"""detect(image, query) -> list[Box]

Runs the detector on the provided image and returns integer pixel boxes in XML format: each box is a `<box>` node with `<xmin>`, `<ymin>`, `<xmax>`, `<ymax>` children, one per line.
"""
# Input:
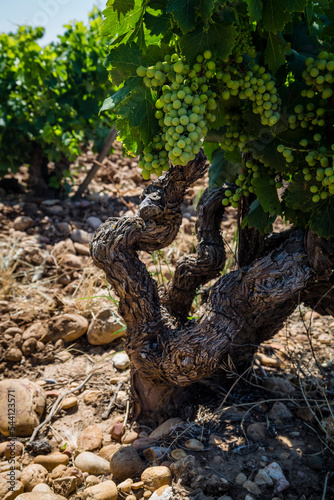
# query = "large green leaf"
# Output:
<box><xmin>265</xmin><ymin>32</ymin><xmax>287</xmax><ymax>74</ymax></box>
<box><xmin>242</xmin><ymin>199</ymin><xmax>276</xmax><ymax>233</ymax></box>
<box><xmin>251</xmin><ymin>174</ymin><xmax>281</xmax><ymax>215</ymax></box>
<box><xmin>166</xmin><ymin>0</ymin><xmax>197</xmax><ymax>33</ymax></box>
<box><xmin>144</xmin><ymin>11</ymin><xmax>171</xmax><ymax>36</ymax></box>
<box><xmin>208</xmin><ymin>147</ymin><xmax>240</xmax><ymax>187</ymax></box>
<box><xmin>203</xmin><ymin>141</ymin><xmax>220</xmax><ymax>162</ymax></box>
<box><xmin>111</xmin><ymin>0</ymin><xmax>135</xmax><ymax>18</ymax></box>
<box><xmin>198</xmin><ymin>0</ymin><xmax>216</xmax><ymax>23</ymax></box>
<box><xmin>101</xmin><ymin>0</ymin><xmax>143</xmax><ymax>39</ymax></box>
<box><xmin>309</xmin><ymin>197</ymin><xmax>334</xmax><ymax>239</ymax></box>
<box><xmin>245</xmin><ymin>0</ymin><xmax>262</xmax><ymax>23</ymax></box>
<box><xmin>100</xmin><ymin>76</ymin><xmax>138</xmax><ymax>112</ymax></box>
<box><xmin>262</xmin><ymin>0</ymin><xmax>291</xmax><ymax>32</ymax></box>
<box><xmin>118</xmin><ymin>83</ymin><xmax>159</xmax><ymax>144</ymax></box>
<box><xmin>283</xmin><ymin>173</ymin><xmax>314</xmax><ymax>211</ymax></box>
<box><xmin>180</xmin><ymin>20</ymin><xmax>236</xmax><ymax>64</ymax></box>
<box><xmin>105</xmin><ymin>43</ymin><xmax>145</xmax><ymax>86</ymax></box>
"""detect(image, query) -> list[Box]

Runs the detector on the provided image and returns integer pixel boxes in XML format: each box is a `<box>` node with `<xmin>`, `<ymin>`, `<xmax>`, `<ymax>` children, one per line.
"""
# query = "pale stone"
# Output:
<box><xmin>170</xmin><ymin>449</ymin><xmax>187</xmax><ymax>460</ymax></box>
<box><xmin>83</xmin><ymin>390</ymin><xmax>101</xmax><ymax>405</ymax></box>
<box><xmin>98</xmin><ymin>444</ymin><xmax>120</xmax><ymax>461</ymax></box>
<box><xmin>150</xmin><ymin>486</ymin><xmax>174</xmax><ymax>500</ymax></box>
<box><xmin>75</xmin><ymin>452</ymin><xmax>111</xmax><ymax>475</ymax></box>
<box><xmin>74</xmin><ymin>243</ymin><xmax>90</xmax><ymax>255</ymax></box>
<box><xmin>141</xmin><ymin>466</ymin><xmax>172</xmax><ymax>492</ymax></box>
<box><xmin>2</xmin><ymin>441</ymin><xmax>23</xmax><ymax>459</ymax></box>
<box><xmin>268</xmin><ymin>402</ymin><xmax>293</xmax><ymax>422</ymax></box>
<box><xmin>254</xmin><ymin>469</ymin><xmax>274</xmax><ymax>486</ymax></box>
<box><xmin>61</xmin><ymin>466</ymin><xmax>84</xmax><ymax>486</ymax></box>
<box><xmin>22</xmin><ymin>322</ymin><xmax>48</xmax><ymax>342</ymax></box>
<box><xmin>13</xmin><ymin>216</ymin><xmax>33</xmax><ymax>231</ymax></box>
<box><xmin>86</xmin><ymin>217</ymin><xmax>102</xmax><ymax>231</ymax></box>
<box><xmin>235</xmin><ymin>473</ymin><xmax>247</xmax><ymax>485</ymax></box>
<box><xmin>82</xmin><ymin>480</ymin><xmax>118</xmax><ymax>500</ymax></box>
<box><xmin>78</xmin><ymin>425</ymin><xmax>103</xmax><ymax>451</ymax></box>
<box><xmin>184</xmin><ymin>439</ymin><xmax>204</xmax><ymax>451</ymax></box>
<box><xmin>56</xmin><ymin>222</ymin><xmax>71</xmax><ymax>237</ymax></box>
<box><xmin>44</xmin><ymin>314</ymin><xmax>88</xmax><ymax>343</ymax></box>
<box><xmin>255</xmin><ymin>353</ymin><xmax>281</xmax><ymax>367</ymax></box>
<box><xmin>21</xmin><ymin>464</ymin><xmax>48</xmax><ymax>491</ymax></box>
<box><xmin>5</xmin><ymin>347</ymin><xmax>23</xmax><ymax>362</ymax></box>
<box><xmin>0</xmin><ymin>379</ymin><xmax>46</xmax><ymax>437</ymax></box>
<box><xmin>149</xmin><ymin>418</ymin><xmax>183</xmax><ymax>440</ymax></box>
<box><xmin>53</xmin><ymin>476</ymin><xmax>77</xmax><ymax>497</ymax></box>
<box><xmin>110</xmin><ymin>445</ymin><xmax>145</xmax><ymax>481</ymax></box>
<box><xmin>49</xmin><ymin>465</ymin><xmax>67</xmax><ymax>480</ymax></box>
<box><xmin>246</xmin><ymin>423</ymin><xmax>267</xmax><ymax>442</ymax></box>
<box><xmin>34</xmin><ymin>452</ymin><xmax>69</xmax><ymax>471</ymax></box>
<box><xmin>32</xmin><ymin>483</ymin><xmax>53</xmax><ymax>492</ymax></box>
<box><xmin>208</xmin><ymin>434</ymin><xmax>223</xmax><ymax>445</ymax></box>
<box><xmin>16</xmin><ymin>493</ymin><xmax>67</xmax><ymax>500</ymax></box>
<box><xmin>121</xmin><ymin>430</ymin><xmax>138</xmax><ymax>444</ymax></box>
<box><xmin>264</xmin><ymin>462</ymin><xmax>290</xmax><ymax>493</ymax></box>
<box><xmin>117</xmin><ymin>478</ymin><xmax>133</xmax><ymax>492</ymax></box>
<box><xmin>86</xmin><ymin>475</ymin><xmax>101</xmax><ymax>486</ymax></box>
<box><xmin>112</xmin><ymin>352</ymin><xmax>130</xmax><ymax>370</ymax></box>
<box><xmin>71</xmin><ymin>229</ymin><xmax>93</xmax><ymax>245</ymax></box>
<box><xmin>59</xmin><ymin>254</ymin><xmax>82</xmax><ymax>269</ymax></box>
<box><xmin>61</xmin><ymin>396</ymin><xmax>78</xmax><ymax>410</ymax></box>
<box><xmin>243</xmin><ymin>480</ymin><xmax>261</xmax><ymax>496</ymax></box>
<box><xmin>0</xmin><ymin>475</ymin><xmax>24</xmax><ymax>499</ymax></box>
<box><xmin>87</xmin><ymin>309</ymin><xmax>126</xmax><ymax>345</ymax></box>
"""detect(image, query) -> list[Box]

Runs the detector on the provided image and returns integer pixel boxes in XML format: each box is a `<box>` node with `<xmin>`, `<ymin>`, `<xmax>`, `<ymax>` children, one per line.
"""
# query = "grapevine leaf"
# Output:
<box><xmin>245</xmin><ymin>0</ymin><xmax>262</xmax><ymax>23</ymax></box>
<box><xmin>262</xmin><ymin>0</ymin><xmax>291</xmax><ymax>32</ymax></box>
<box><xmin>198</xmin><ymin>0</ymin><xmax>216</xmax><ymax>23</ymax></box>
<box><xmin>117</xmin><ymin>83</ymin><xmax>159</xmax><ymax>144</ymax></box>
<box><xmin>203</xmin><ymin>141</ymin><xmax>220</xmax><ymax>162</ymax></box>
<box><xmin>111</xmin><ymin>0</ymin><xmax>135</xmax><ymax>18</ymax></box>
<box><xmin>251</xmin><ymin>174</ymin><xmax>281</xmax><ymax>215</ymax></box>
<box><xmin>100</xmin><ymin>77</ymin><xmax>137</xmax><ymax>113</ymax></box>
<box><xmin>242</xmin><ymin>199</ymin><xmax>276</xmax><ymax>233</ymax></box>
<box><xmin>309</xmin><ymin>198</ymin><xmax>334</xmax><ymax>239</ymax></box>
<box><xmin>105</xmin><ymin>43</ymin><xmax>145</xmax><ymax>86</ymax></box>
<box><xmin>205</xmin><ymin>127</ymin><xmax>226</xmax><ymax>142</ymax></box>
<box><xmin>180</xmin><ymin>21</ymin><xmax>236</xmax><ymax>65</ymax></box>
<box><xmin>265</xmin><ymin>32</ymin><xmax>287</xmax><ymax>74</ymax></box>
<box><xmin>101</xmin><ymin>0</ymin><xmax>143</xmax><ymax>40</ymax></box>
<box><xmin>283</xmin><ymin>0</ymin><xmax>307</xmax><ymax>12</ymax></box>
<box><xmin>209</xmin><ymin>148</ymin><xmax>240</xmax><ymax>187</ymax></box>
<box><xmin>144</xmin><ymin>11</ymin><xmax>171</xmax><ymax>36</ymax></box>
<box><xmin>283</xmin><ymin>173</ymin><xmax>313</xmax><ymax>211</ymax></box>
<box><xmin>166</xmin><ymin>0</ymin><xmax>197</xmax><ymax>34</ymax></box>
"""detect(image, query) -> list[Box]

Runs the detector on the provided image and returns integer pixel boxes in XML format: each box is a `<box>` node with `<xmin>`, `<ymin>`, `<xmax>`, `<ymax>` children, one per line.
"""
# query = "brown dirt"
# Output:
<box><xmin>0</xmin><ymin>143</ymin><xmax>333</xmax><ymax>500</ymax></box>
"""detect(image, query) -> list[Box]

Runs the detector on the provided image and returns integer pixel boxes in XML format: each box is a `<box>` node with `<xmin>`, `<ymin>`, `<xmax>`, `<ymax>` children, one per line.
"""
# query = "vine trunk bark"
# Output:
<box><xmin>90</xmin><ymin>150</ymin><xmax>334</xmax><ymax>423</ymax></box>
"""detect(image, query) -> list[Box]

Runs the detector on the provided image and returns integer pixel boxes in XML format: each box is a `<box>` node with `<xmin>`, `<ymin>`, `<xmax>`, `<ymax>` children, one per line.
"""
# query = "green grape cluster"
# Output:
<box><xmin>276</xmin><ymin>50</ymin><xmax>334</xmax><ymax>203</ymax></box>
<box><xmin>136</xmin><ymin>52</ymin><xmax>217</xmax><ymax>178</ymax></box>
<box><xmin>220</xmin><ymin>112</ymin><xmax>254</xmax><ymax>154</ymax></box>
<box><xmin>278</xmin><ymin>142</ymin><xmax>334</xmax><ymax>201</ymax></box>
<box><xmin>288</xmin><ymin>102</ymin><xmax>326</xmax><ymax>131</ymax></box>
<box><xmin>219</xmin><ymin>64</ymin><xmax>281</xmax><ymax>126</ymax></box>
<box><xmin>302</xmin><ymin>51</ymin><xmax>334</xmax><ymax>100</ymax></box>
<box><xmin>233</xmin><ymin>22</ymin><xmax>257</xmax><ymax>61</ymax></box>
<box><xmin>222</xmin><ymin>158</ymin><xmax>279</xmax><ymax>207</ymax></box>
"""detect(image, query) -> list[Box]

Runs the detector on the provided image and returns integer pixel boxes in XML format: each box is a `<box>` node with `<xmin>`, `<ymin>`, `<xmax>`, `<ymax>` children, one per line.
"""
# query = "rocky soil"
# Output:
<box><xmin>0</xmin><ymin>142</ymin><xmax>333</xmax><ymax>500</ymax></box>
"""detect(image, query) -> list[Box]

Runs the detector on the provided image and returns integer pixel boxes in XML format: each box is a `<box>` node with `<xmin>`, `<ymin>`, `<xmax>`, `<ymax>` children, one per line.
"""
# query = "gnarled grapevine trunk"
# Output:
<box><xmin>90</xmin><ymin>151</ymin><xmax>334</xmax><ymax>422</ymax></box>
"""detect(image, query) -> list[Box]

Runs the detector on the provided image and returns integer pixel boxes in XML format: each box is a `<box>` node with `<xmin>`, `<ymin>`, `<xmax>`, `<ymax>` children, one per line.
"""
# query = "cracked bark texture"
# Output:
<box><xmin>91</xmin><ymin>150</ymin><xmax>334</xmax><ymax>422</ymax></box>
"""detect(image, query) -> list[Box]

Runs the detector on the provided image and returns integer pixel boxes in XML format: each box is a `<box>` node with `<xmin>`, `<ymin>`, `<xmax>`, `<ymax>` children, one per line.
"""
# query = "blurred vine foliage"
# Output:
<box><xmin>0</xmin><ymin>9</ymin><xmax>115</xmax><ymax>191</ymax></box>
<box><xmin>101</xmin><ymin>0</ymin><xmax>334</xmax><ymax>238</ymax></box>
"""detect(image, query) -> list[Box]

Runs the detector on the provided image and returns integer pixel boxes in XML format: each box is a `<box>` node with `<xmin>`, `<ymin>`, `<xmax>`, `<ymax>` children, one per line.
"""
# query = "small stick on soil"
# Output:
<box><xmin>123</xmin><ymin>399</ymin><xmax>130</xmax><ymax>428</ymax></box>
<box><xmin>102</xmin><ymin>380</ymin><xmax>123</xmax><ymax>420</ymax></box>
<box><xmin>321</xmin><ymin>471</ymin><xmax>330</xmax><ymax>500</ymax></box>
<box><xmin>29</xmin><ymin>372</ymin><xmax>95</xmax><ymax>444</ymax></box>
